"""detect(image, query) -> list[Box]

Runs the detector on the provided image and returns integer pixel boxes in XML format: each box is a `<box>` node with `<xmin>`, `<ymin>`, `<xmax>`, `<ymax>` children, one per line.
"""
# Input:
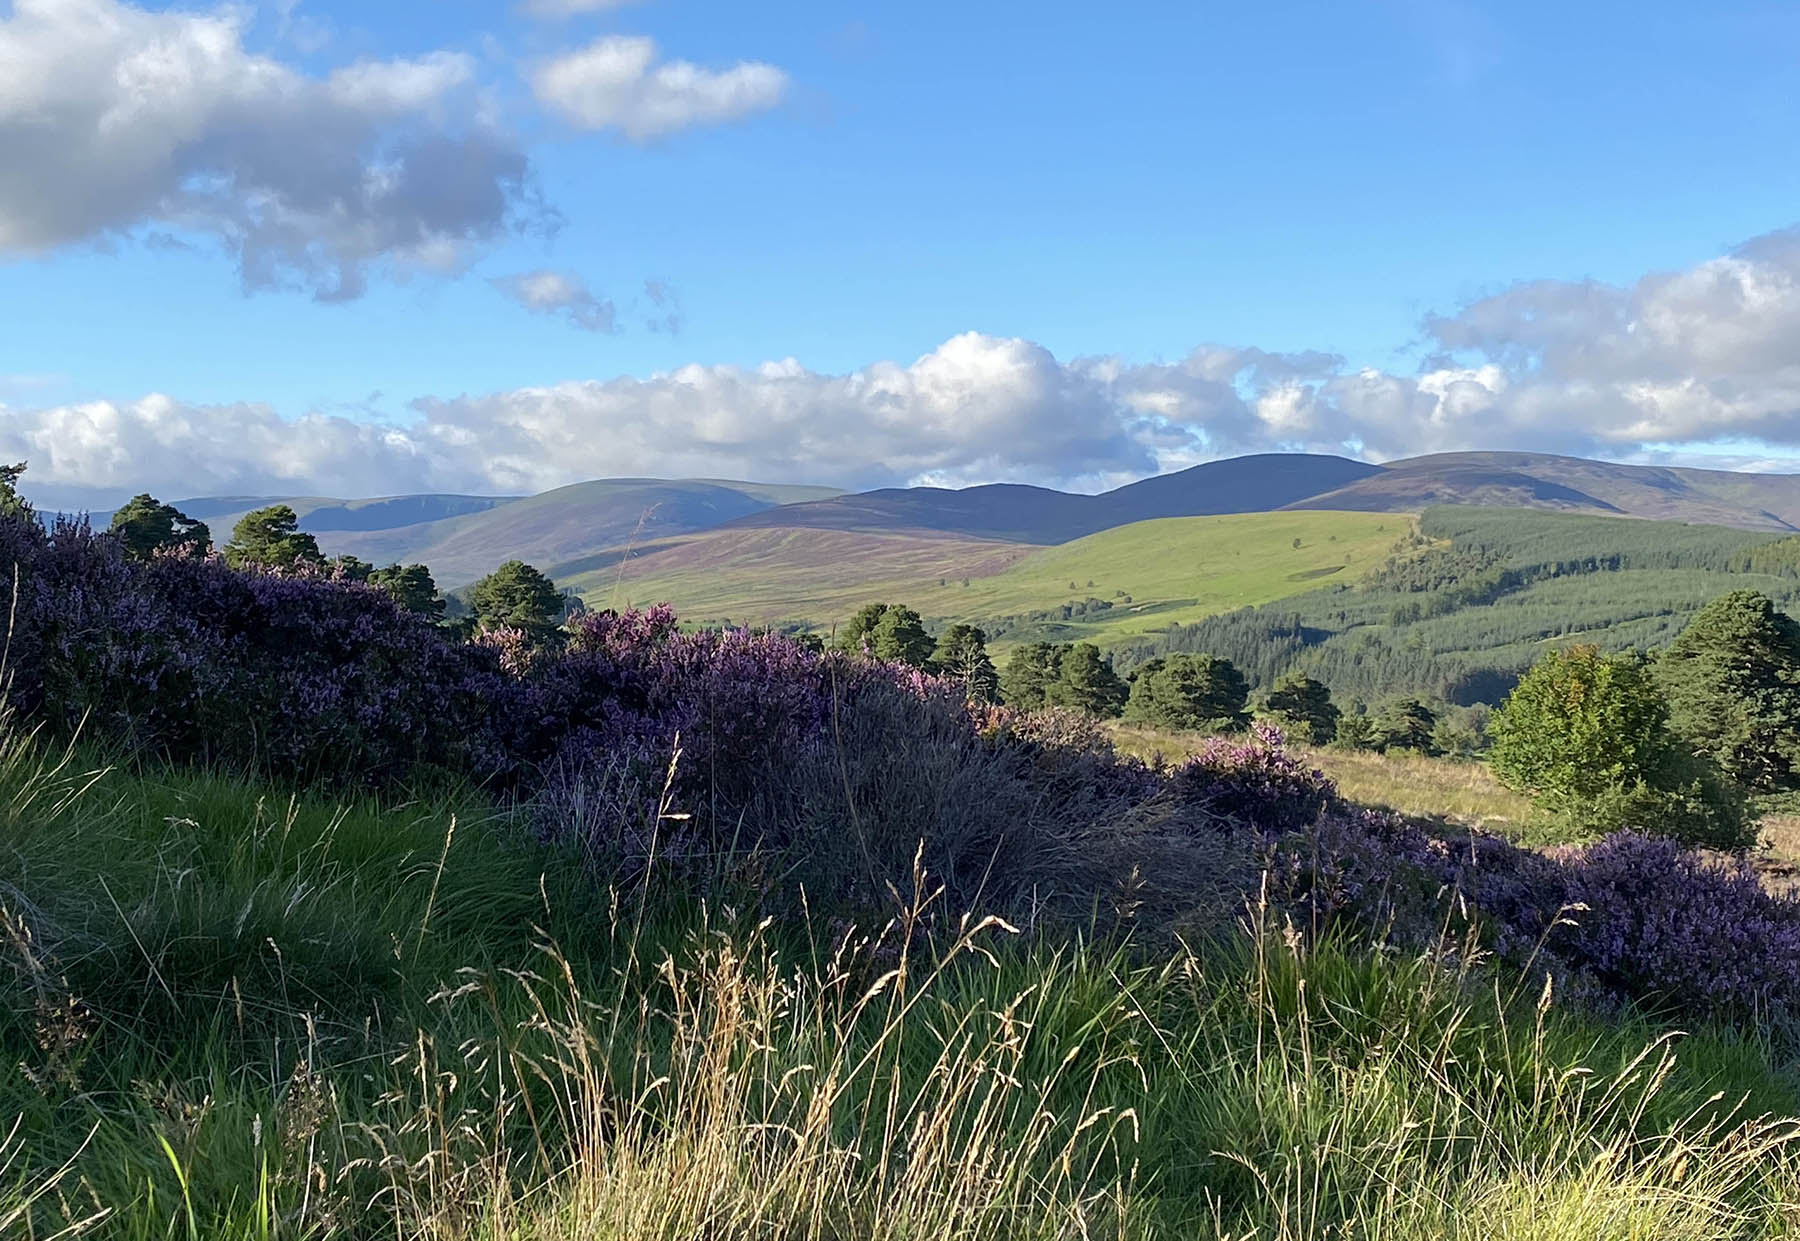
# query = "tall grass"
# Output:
<box><xmin>3</xmin><ymin>722</ymin><xmax>1799</xmax><ymax>1238</ymax></box>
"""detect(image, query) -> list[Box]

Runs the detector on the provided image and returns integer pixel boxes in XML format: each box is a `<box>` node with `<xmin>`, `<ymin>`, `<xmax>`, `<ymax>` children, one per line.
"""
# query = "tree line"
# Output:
<box><xmin>100</xmin><ymin>489</ymin><xmax>579</xmax><ymax>637</ymax></box>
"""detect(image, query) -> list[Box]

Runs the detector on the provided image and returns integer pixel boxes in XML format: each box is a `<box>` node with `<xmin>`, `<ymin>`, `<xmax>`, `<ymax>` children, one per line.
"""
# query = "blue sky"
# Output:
<box><xmin>3</xmin><ymin>0</ymin><xmax>1800</xmax><ymax>504</ymax></box>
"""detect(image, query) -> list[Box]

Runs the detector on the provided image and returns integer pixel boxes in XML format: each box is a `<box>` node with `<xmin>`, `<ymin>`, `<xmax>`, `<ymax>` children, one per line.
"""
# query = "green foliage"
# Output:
<box><xmin>331</xmin><ymin>553</ymin><xmax>374</xmax><ymax>581</ymax></box>
<box><xmin>0</xmin><ymin>461</ymin><xmax>30</xmax><ymax>522</ymax></box>
<box><xmin>1116</xmin><ymin>506</ymin><xmax>1800</xmax><ymax>707</ymax></box>
<box><xmin>1375</xmin><ymin>698</ymin><xmax>1438</xmax><ymax>755</ymax></box>
<box><xmin>1430</xmin><ymin>703</ymin><xmax>1491</xmax><ymax>760</ymax></box>
<box><xmin>999</xmin><ymin>642</ymin><xmax>1127</xmax><ymax>716</ymax></box>
<box><xmin>107</xmin><ymin>493</ymin><xmax>210</xmax><ymax>560</ymax></box>
<box><xmin>469</xmin><ymin>559</ymin><xmax>565</xmax><ymax>634</ymax></box>
<box><xmin>1125</xmin><ymin>653</ymin><xmax>1249</xmax><ymax>732</ymax></box>
<box><xmin>836</xmin><ymin>602</ymin><xmax>934</xmax><ymax>667</ymax></box>
<box><xmin>1047</xmin><ymin>643</ymin><xmax>1128</xmax><ymax>717</ymax></box>
<box><xmin>1490</xmin><ymin>645</ymin><xmax>1751</xmax><ymax>847</ymax></box>
<box><xmin>1001</xmin><ymin>643</ymin><xmax>1064</xmax><ymax>708</ymax></box>
<box><xmin>931</xmin><ymin>623</ymin><xmax>999</xmax><ymax>701</ymax></box>
<box><xmin>1330</xmin><ymin>710</ymin><xmax>1379</xmax><ymax>752</ymax></box>
<box><xmin>1654</xmin><ymin>590</ymin><xmax>1800</xmax><ymax>791</ymax></box>
<box><xmin>369</xmin><ymin>562</ymin><xmax>446</xmax><ymax>620</ymax></box>
<box><xmin>223</xmin><ymin>504</ymin><xmax>322</xmax><ymax>570</ymax></box>
<box><xmin>1260</xmin><ymin>673</ymin><xmax>1340</xmax><ymax>744</ymax></box>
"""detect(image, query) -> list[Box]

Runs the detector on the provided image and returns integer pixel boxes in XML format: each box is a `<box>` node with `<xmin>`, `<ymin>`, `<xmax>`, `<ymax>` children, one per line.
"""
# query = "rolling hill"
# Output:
<box><xmin>577</xmin><ymin>510</ymin><xmax>1408</xmax><ymax>648</ymax></box>
<box><xmin>68</xmin><ymin>450</ymin><xmax>1800</xmax><ymax>596</ymax></box>
<box><xmin>721</xmin><ymin>453</ymin><xmax>1383</xmax><ymax>543</ymax></box>
<box><xmin>92</xmin><ymin>479</ymin><xmax>841</xmax><ymax>587</ymax></box>
<box><xmin>1287</xmin><ymin>452</ymin><xmax>1800</xmax><ymax>531</ymax></box>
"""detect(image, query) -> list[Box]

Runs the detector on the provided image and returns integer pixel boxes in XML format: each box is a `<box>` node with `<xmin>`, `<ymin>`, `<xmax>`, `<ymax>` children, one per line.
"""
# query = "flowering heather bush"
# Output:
<box><xmin>1174</xmin><ymin>723</ymin><xmax>1337</xmax><ymax>835</ymax></box>
<box><xmin>1554</xmin><ymin>833</ymin><xmax>1800</xmax><ymax>1031</ymax></box>
<box><xmin>6</xmin><ymin>511</ymin><xmax>1800</xmax><ymax>1040</ymax></box>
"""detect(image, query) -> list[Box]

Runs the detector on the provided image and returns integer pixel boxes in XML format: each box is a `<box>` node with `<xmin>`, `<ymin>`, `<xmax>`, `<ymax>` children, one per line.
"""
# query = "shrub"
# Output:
<box><xmin>1174</xmin><ymin>724</ymin><xmax>1336</xmax><ymax>836</ymax></box>
<box><xmin>1490</xmin><ymin>645</ymin><xmax>1751</xmax><ymax>847</ymax></box>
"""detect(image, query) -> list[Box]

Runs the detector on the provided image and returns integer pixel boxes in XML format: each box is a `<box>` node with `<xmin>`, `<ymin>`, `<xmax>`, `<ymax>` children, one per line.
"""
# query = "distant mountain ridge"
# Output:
<box><xmin>70</xmin><ymin>451</ymin><xmax>1800</xmax><ymax>588</ymax></box>
<box><xmin>721</xmin><ymin>454</ymin><xmax>1382</xmax><ymax>543</ymax></box>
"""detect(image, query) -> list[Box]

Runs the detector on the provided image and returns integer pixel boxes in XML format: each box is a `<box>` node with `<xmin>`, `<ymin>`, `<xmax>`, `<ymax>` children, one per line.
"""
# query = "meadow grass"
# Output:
<box><xmin>1108</xmin><ymin>721</ymin><xmax>1535</xmax><ymax>831</ymax></box>
<box><xmin>586</xmin><ymin>511</ymin><xmax>1405</xmax><ymax>648</ymax></box>
<box><xmin>3</xmin><ymin>722</ymin><xmax>1799</xmax><ymax>1238</ymax></box>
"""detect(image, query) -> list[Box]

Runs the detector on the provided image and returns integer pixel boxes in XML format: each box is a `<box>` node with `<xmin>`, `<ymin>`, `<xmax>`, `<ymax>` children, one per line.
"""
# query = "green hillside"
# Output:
<box><xmin>1117</xmin><ymin>505</ymin><xmax>1800</xmax><ymax>705</ymax></box>
<box><xmin>585</xmin><ymin>510</ymin><xmax>1407</xmax><ymax>647</ymax></box>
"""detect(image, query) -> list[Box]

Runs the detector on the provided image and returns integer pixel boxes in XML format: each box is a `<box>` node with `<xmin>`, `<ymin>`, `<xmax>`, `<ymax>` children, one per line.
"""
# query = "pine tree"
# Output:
<box><xmin>108</xmin><ymin>493</ymin><xmax>210</xmax><ymax>560</ymax></box>
<box><xmin>1375</xmin><ymin>698</ymin><xmax>1438</xmax><ymax>754</ymax></box>
<box><xmin>932</xmin><ymin>623</ymin><xmax>1000</xmax><ymax>701</ymax></box>
<box><xmin>1050</xmin><ymin>643</ymin><xmax>1128</xmax><ymax>717</ymax></box>
<box><xmin>469</xmin><ymin>560</ymin><xmax>565</xmax><ymax>635</ymax></box>
<box><xmin>1260</xmin><ymin>673</ymin><xmax>1340</xmax><ymax>744</ymax></box>
<box><xmin>1125</xmin><ymin>654</ymin><xmax>1250</xmax><ymax>732</ymax></box>
<box><xmin>224</xmin><ymin>505</ymin><xmax>322</xmax><ymax>570</ymax></box>
<box><xmin>369</xmin><ymin>563</ymin><xmax>445</xmax><ymax>619</ymax></box>
<box><xmin>1655</xmin><ymin>590</ymin><xmax>1800</xmax><ymax>791</ymax></box>
<box><xmin>1001</xmin><ymin>643</ymin><xmax>1064</xmax><ymax>708</ymax></box>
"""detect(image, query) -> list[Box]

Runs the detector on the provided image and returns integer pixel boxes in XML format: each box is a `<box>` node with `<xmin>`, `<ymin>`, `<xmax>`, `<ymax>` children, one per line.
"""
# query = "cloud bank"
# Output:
<box><xmin>11</xmin><ymin>217</ymin><xmax>1800</xmax><ymax>506</ymax></box>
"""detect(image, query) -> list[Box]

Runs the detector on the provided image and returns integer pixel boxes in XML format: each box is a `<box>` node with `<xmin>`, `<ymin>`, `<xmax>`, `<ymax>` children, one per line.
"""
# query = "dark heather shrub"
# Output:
<box><xmin>1552</xmin><ymin>832</ymin><xmax>1800</xmax><ymax>1033</ymax></box>
<box><xmin>1174</xmin><ymin>724</ymin><xmax>1336</xmax><ymax>836</ymax></box>
<box><xmin>4</xmin><ymin>511</ymin><xmax>1799</xmax><ymax>1042</ymax></box>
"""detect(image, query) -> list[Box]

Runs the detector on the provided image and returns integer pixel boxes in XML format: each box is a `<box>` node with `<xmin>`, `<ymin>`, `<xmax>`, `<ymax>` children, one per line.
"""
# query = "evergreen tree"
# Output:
<box><xmin>469</xmin><ymin>560</ymin><xmax>565</xmax><ymax>635</ymax></box>
<box><xmin>224</xmin><ymin>505</ymin><xmax>322</xmax><ymax>570</ymax></box>
<box><xmin>1125</xmin><ymin>654</ymin><xmax>1250</xmax><ymax>732</ymax></box>
<box><xmin>931</xmin><ymin>623</ymin><xmax>1000</xmax><ymax>701</ymax></box>
<box><xmin>0</xmin><ymin>462</ymin><xmax>30</xmax><ymax>523</ymax></box>
<box><xmin>1654</xmin><ymin>590</ymin><xmax>1800</xmax><ymax>791</ymax></box>
<box><xmin>1001</xmin><ymin>643</ymin><xmax>1064</xmax><ymax>708</ymax></box>
<box><xmin>1331</xmin><ymin>710</ymin><xmax>1379</xmax><ymax>752</ymax></box>
<box><xmin>1050</xmin><ymin>643</ymin><xmax>1128</xmax><ymax>717</ymax></box>
<box><xmin>834</xmin><ymin>603</ymin><xmax>934</xmax><ymax>667</ymax></box>
<box><xmin>331</xmin><ymin>554</ymin><xmax>375</xmax><ymax>582</ymax></box>
<box><xmin>1260</xmin><ymin>673</ymin><xmax>1340</xmax><ymax>744</ymax></box>
<box><xmin>836</xmin><ymin>603</ymin><xmax>893</xmax><ymax>653</ymax></box>
<box><xmin>369</xmin><ymin>563</ymin><xmax>445</xmax><ymax>620</ymax></box>
<box><xmin>1375</xmin><ymin>698</ymin><xmax>1438</xmax><ymax>754</ymax></box>
<box><xmin>870</xmin><ymin>605</ymin><xmax>935</xmax><ymax>668</ymax></box>
<box><xmin>108</xmin><ymin>493</ymin><xmax>210</xmax><ymax>560</ymax></box>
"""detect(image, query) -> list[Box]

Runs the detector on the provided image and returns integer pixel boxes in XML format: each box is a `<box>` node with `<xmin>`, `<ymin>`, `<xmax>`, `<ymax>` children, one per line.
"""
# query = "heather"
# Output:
<box><xmin>6</xmin><ymin>513</ymin><xmax>1800</xmax><ymax>1235</ymax></box>
<box><xmin>3</xmin><ymin>739</ymin><xmax>1799</xmax><ymax>1238</ymax></box>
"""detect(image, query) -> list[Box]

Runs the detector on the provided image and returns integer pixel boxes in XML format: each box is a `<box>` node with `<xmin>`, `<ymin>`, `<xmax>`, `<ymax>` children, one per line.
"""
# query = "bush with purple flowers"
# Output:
<box><xmin>6</xmin><ymin>508</ymin><xmax>1800</xmax><ymax>1042</ymax></box>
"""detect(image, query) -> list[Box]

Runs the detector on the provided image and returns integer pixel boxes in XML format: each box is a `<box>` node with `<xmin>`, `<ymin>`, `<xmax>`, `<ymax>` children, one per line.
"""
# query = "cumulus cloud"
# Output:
<box><xmin>491</xmin><ymin>269</ymin><xmax>617</xmax><ymax>332</ymax></box>
<box><xmin>531</xmin><ymin>35</ymin><xmax>787</xmax><ymax>140</ymax></box>
<box><xmin>0</xmin><ymin>0</ymin><xmax>537</xmax><ymax>298</ymax></box>
<box><xmin>15</xmin><ymin>223</ymin><xmax>1800</xmax><ymax>506</ymax></box>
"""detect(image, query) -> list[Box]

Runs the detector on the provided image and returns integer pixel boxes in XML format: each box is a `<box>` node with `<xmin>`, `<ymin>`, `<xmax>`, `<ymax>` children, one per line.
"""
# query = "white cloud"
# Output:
<box><xmin>491</xmin><ymin>269</ymin><xmax>617</xmax><ymax>332</ymax></box>
<box><xmin>522</xmin><ymin>0</ymin><xmax>645</xmax><ymax>15</ymax></box>
<box><xmin>0</xmin><ymin>0</ymin><xmax>537</xmax><ymax>298</ymax></box>
<box><xmin>15</xmin><ymin>224</ymin><xmax>1800</xmax><ymax>506</ymax></box>
<box><xmin>531</xmin><ymin>35</ymin><xmax>787</xmax><ymax>140</ymax></box>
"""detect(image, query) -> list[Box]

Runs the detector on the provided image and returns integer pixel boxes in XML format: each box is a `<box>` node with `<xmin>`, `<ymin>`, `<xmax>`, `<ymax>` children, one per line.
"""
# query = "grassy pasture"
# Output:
<box><xmin>581</xmin><ymin>510</ymin><xmax>1407</xmax><ymax>649</ymax></box>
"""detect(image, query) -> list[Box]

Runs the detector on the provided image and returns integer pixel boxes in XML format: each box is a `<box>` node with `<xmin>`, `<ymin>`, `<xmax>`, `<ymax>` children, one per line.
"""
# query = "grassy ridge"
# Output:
<box><xmin>584</xmin><ymin>511</ymin><xmax>1406</xmax><ymax>647</ymax></box>
<box><xmin>5</xmin><ymin>728</ymin><xmax>1800</xmax><ymax>1237</ymax></box>
<box><xmin>1119</xmin><ymin>506</ymin><xmax>1800</xmax><ymax>704</ymax></box>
